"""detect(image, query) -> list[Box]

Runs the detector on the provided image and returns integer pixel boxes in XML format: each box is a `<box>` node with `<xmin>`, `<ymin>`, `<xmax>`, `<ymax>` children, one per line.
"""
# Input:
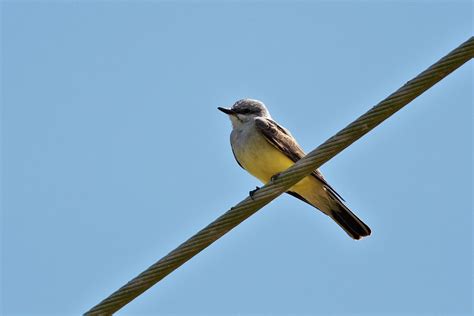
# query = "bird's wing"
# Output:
<box><xmin>254</xmin><ymin>117</ymin><xmax>345</xmax><ymax>201</ymax></box>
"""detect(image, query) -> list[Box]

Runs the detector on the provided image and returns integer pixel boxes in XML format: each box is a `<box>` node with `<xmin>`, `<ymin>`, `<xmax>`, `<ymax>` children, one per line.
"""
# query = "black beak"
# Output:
<box><xmin>218</xmin><ymin>107</ymin><xmax>235</xmax><ymax>115</ymax></box>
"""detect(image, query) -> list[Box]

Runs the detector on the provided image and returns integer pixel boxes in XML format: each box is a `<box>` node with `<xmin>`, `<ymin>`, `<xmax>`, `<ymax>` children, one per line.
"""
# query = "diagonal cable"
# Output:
<box><xmin>84</xmin><ymin>37</ymin><xmax>473</xmax><ymax>315</ymax></box>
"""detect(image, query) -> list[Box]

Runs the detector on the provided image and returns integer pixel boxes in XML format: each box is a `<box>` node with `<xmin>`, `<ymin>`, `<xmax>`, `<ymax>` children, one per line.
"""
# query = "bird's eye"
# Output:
<box><xmin>236</xmin><ymin>108</ymin><xmax>255</xmax><ymax>115</ymax></box>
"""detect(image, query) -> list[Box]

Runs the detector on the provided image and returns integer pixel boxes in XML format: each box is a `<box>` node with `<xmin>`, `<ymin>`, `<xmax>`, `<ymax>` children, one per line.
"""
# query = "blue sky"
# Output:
<box><xmin>1</xmin><ymin>1</ymin><xmax>472</xmax><ymax>315</ymax></box>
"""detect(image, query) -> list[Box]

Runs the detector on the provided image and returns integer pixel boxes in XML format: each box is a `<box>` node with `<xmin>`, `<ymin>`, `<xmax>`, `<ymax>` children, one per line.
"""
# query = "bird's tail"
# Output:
<box><xmin>326</xmin><ymin>190</ymin><xmax>371</xmax><ymax>240</ymax></box>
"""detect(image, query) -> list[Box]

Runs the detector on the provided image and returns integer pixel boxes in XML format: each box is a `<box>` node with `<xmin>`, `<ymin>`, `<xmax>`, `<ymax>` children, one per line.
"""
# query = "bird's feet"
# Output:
<box><xmin>271</xmin><ymin>172</ymin><xmax>281</xmax><ymax>182</ymax></box>
<box><xmin>249</xmin><ymin>186</ymin><xmax>260</xmax><ymax>200</ymax></box>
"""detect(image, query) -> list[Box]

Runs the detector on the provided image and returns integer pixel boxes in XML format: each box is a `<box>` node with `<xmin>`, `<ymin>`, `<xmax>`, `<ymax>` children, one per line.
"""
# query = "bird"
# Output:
<box><xmin>218</xmin><ymin>99</ymin><xmax>371</xmax><ymax>240</ymax></box>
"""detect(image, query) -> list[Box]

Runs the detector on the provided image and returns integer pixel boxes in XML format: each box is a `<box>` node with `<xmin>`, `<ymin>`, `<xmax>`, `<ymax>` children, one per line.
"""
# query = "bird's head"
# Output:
<box><xmin>218</xmin><ymin>99</ymin><xmax>270</xmax><ymax>127</ymax></box>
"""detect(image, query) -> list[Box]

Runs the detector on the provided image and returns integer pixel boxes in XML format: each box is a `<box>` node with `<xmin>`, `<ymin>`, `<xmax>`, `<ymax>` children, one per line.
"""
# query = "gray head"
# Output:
<box><xmin>218</xmin><ymin>99</ymin><xmax>270</xmax><ymax>127</ymax></box>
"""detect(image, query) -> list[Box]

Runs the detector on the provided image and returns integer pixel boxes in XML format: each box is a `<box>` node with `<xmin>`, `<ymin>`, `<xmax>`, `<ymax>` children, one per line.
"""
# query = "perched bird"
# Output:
<box><xmin>218</xmin><ymin>99</ymin><xmax>371</xmax><ymax>240</ymax></box>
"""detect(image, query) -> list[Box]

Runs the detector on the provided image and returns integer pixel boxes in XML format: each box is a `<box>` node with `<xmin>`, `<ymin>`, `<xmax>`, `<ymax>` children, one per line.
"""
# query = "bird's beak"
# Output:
<box><xmin>218</xmin><ymin>107</ymin><xmax>235</xmax><ymax>115</ymax></box>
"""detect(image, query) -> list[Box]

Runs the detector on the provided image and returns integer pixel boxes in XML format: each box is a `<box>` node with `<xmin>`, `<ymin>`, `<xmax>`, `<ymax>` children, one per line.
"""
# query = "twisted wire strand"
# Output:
<box><xmin>85</xmin><ymin>37</ymin><xmax>473</xmax><ymax>315</ymax></box>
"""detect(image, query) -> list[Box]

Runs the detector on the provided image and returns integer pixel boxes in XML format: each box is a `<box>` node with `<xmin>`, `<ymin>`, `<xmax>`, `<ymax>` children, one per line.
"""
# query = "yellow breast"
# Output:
<box><xmin>233</xmin><ymin>130</ymin><xmax>295</xmax><ymax>184</ymax></box>
<box><xmin>231</xmin><ymin>124</ymin><xmax>329</xmax><ymax>212</ymax></box>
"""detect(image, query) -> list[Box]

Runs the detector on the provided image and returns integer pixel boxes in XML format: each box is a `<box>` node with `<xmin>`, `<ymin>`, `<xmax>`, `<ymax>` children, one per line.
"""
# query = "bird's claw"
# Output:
<box><xmin>249</xmin><ymin>186</ymin><xmax>260</xmax><ymax>200</ymax></box>
<box><xmin>271</xmin><ymin>173</ymin><xmax>281</xmax><ymax>182</ymax></box>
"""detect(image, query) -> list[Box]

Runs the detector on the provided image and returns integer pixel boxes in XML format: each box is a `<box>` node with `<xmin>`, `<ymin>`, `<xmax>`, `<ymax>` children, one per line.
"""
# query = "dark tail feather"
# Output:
<box><xmin>329</xmin><ymin>199</ymin><xmax>371</xmax><ymax>240</ymax></box>
<box><xmin>288</xmin><ymin>189</ymin><xmax>371</xmax><ymax>240</ymax></box>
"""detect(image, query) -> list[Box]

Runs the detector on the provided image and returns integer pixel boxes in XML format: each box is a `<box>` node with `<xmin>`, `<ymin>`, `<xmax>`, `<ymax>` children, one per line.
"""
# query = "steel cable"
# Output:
<box><xmin>85</xmin><ymin>37</ymin><xmax>473</xmax><ymax>315</ymax></box>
